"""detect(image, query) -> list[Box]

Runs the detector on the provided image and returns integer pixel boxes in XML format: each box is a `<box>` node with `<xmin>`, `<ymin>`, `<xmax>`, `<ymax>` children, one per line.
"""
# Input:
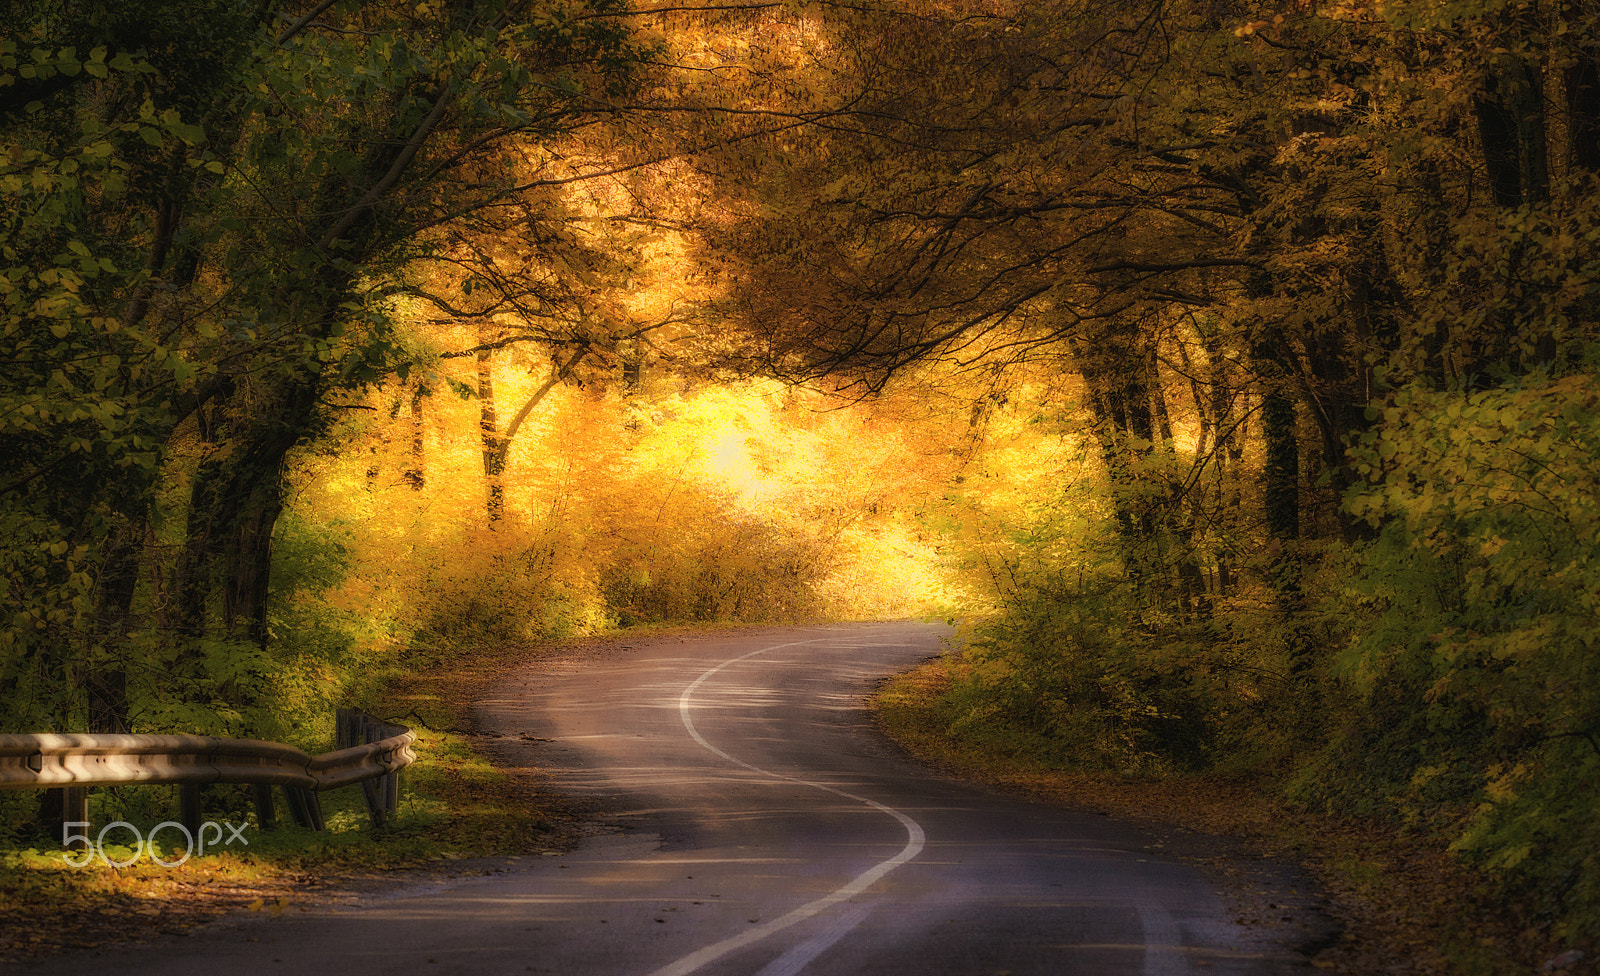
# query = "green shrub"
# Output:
<box><xmin>1329</xmin><ymin>373</ymin><xmax>1600</xmax><ymax>940</ymax></box>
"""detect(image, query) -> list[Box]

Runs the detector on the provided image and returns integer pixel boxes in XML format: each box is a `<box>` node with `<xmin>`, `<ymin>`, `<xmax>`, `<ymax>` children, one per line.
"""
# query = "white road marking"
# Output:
<box><xmin>647</xmin><ymin>638</ymin><xmax>926</xmax><ymax>976</ymax></box>
<box><xmin>751</xmin><ymin>903</ymin><xmax>876</xmax><ymax>976</ymax></box>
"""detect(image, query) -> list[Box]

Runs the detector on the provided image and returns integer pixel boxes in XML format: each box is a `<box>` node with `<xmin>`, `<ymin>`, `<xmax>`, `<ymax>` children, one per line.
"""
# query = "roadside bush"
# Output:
<box><xmin>948</xmin><ymin>569</ymin><xmax>1230</xmax><ymax>774</ymax></box>
<box><xmin>1316</xmin><ymin>374</ymin><xmax>1600</xmax><ymax>941</ymax></box>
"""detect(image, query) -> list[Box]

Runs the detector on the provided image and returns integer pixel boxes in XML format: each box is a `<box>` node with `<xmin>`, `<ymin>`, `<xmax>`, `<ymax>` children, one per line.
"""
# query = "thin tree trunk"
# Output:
<box><xmin>1073</xmin><ymin>331</ymin><xmax>1210</xmax><ymax>615</ymax></box>
<box><xmin>477</xmin><ymin>344</ymin><xmax>588</xmax><ymax>524</ymax></box>
<box><xmin>404</xmin><ymin>384</ymin><xmax>426</xmax><ymax>490</ymax></box>
<box><xmin>1569</xmin><ymin>55</ymin><xmax>1600</xmax><ymax>174</ymax></box>
<box><xmin>477</xmin><ymin>348</ymin><xmax>507</xmax><ymax>523</ymax></box>
<box><xmin>1261</xmin><ymin>387</ymin><xmax>1312</xmax><ymax>679</ymax></box>
<box><xmin>1262</xmin><ymin>391</ymin><xmax>1300</xmax><ymax>546</ymax></box>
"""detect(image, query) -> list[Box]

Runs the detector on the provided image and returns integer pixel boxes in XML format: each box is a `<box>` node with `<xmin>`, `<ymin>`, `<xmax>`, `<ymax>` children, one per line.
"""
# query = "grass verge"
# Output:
<box><xmin>0</xmin><ymin>637</ymin><xmax>580</xmax><ymax>963</ymax></box>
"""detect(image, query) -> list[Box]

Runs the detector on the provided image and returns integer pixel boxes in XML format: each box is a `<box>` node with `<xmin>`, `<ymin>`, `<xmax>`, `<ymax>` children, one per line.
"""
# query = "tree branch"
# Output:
<box><xmin>316</xmin><ymin>85</ymin><xmax>457</xmax><ymax>252</ymax></box>
<box><xmin>275</xmin><ymin>0</ymin><xmax>341</xmax><ymax>45</ymax></box>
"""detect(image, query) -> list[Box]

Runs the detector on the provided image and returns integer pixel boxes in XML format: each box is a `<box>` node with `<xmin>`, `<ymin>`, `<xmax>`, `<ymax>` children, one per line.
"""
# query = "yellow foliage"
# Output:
<box><xmin>284</xmin><ymin>363</ymin><xmax>1053</xmax><ymax>643</ymax></box>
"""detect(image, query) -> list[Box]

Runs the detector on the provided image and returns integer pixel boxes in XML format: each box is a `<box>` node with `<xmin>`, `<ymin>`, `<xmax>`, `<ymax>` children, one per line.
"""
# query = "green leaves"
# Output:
<box><xmin>1338</xmin><ymin>373</ymin><xmax>1600</xmax><ymax>918</ymax></box>
<box><xmin>0</xmin><ymin>40</ymin><xmax>150</xmax><ymax>103</ymax></box>
<box><xmin>3</xmin><ymin>0</ymin><xmax>659</xmax><ymax>739</ymax></box>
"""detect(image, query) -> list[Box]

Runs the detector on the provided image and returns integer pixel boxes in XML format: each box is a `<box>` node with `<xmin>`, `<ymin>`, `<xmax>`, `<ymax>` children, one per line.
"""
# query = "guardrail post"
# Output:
<box><xmin>283</xmin><ymin>785</ymin><xmax>325</xmax><ymax>831</ymax></box>
<box><xmin>382</xmin><ymin>716</ymin><xmax>402</xmax><ymax>817</ymax></box>
<box><xmin>335</xmin><ymin>708</ymin><xmax>405</xmax><ymax>828</ymax></box>
<box><xmin>361</xmin><ymin>713</ymin><xmax>385</xmax><ymax>828</ymax></box>
<box><xmin>284</xmin><ymin>786</ymin><xmax>309</xmax><ymax>828</ymax></box>
<box><xmin>359</xmin><ymin>775</ymin><xmax>386</xmax><ymax>828</ymax></box>
<box><xmin>305</xmin><ymin>788</ymin><xmax>325</xmax><ymax>831</ymax></box>
<box><xmin>61</xmin><ymin>787</ymin><xmax>89</xmax><ymax>849</ymax></box>
<box><xmin>336</xmin><ymin>708</ymin><xmax>360</xmax><ymax>750</ymax></box>
<box><xmin>180</xmin><ymin>783</ymin><xmax>202</xmax><ymax>837</ymax></box>
<box><xmin>253</xmin><ymin>783</ymin><xmax>276</xmax><ymax>829</ymax></box>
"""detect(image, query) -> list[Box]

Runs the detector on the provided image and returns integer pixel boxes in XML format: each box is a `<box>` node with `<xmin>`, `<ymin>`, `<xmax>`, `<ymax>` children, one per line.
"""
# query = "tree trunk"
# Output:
<box><xmin>1073</xmin><ymin>330</ymin><xmax>1209</xmax><ymax>617</ymax></box>
<box><xmin>477</xmin><ymin>348</ymin><xmax>507</xmax><ymax>523</ymax></box>
<box><xmin>173</xmin><ymin>374</ymin><xmax>320</xmax><ymax>646</ymax></box>
<box><xmin>175</xmin><ymin>449</ymin><xmax>228</xmax><ymax>637</ymax></box>
<box><xmin>1468</xmin><ymin>49</ymin><xmax>1552</xmax><ymax>379</ymax></box>
<box><xmin>1077</xmin><ymin>335</ymin><xmax>1155</xmax><ymax>548</ymax></box>
<box><xmin>1262</xmin><ymin>391</ymin><xmax>1300</xmax><ymax>546</ymax></box>
<box><xmin>404</xmin><ymin>384</ymin><xmax>426</xmax><ymax>490</ymax></box>
<box><xmin>1569</xmin><ymin>55</ymin><xmax>1600</xmax><ymax>174</ymax></box>
<box><xmin>1476</xmin><ymin>50</ymin><xmax>1548</xmax><ymax>209</ymax></box>
<box><xmin>1216</xmin><ymin>371</ymin><xmax>1244</xmax><ymax>595</ymax></box>
<box><xmin>86</xmin><ymin>517</ymin><xmax>143</xmax><ymax>733</ymax></box>
<box><xmin>1260</xmin><ymin>386</ymin><xmax>1314</xmax><ymax>679</ymax></box>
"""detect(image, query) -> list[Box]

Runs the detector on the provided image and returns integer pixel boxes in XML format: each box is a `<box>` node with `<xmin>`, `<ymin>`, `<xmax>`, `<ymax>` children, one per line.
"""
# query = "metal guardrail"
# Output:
<box><xmin>0</xmin><ymin>709</ymin><xmax>414</xmax><ymax>837</ymax></box>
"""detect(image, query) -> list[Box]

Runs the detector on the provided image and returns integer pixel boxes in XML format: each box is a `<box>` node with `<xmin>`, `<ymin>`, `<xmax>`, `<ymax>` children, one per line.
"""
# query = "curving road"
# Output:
<box><xmin>15</xmin><ymin>622</ymin><xmax>1327</xmax><ymax>975</ymax></box>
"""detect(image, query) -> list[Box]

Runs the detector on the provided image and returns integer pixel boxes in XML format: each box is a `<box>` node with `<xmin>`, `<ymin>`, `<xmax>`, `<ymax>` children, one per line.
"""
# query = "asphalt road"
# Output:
<box><xmin>14</xmin><ymin>621</ymin><xmax>1329</xmax><ymax>975</ymax></box>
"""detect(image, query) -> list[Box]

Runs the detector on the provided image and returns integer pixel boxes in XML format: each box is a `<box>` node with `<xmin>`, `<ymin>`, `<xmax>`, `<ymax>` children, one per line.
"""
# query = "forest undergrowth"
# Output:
<box><xmin>874</xmin><ymin>654</ymin><xmax>1577</xmax><ymax>976</ymax></box>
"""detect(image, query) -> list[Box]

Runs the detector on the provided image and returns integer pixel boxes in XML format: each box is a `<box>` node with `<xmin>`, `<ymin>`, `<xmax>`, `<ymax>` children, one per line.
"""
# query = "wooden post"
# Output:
<box><xmin>283</xmin><ymin>786</ymin><xmax>326</xmax><ymax>831</ymax></box>
<box><xmin>281</xmin><ymin>784</ymin><xmax>324</xmax><ymax>825</ymax></box>
<box><xmin>334</xmin><ymin>707</ymin><xmax>407</xmax><ymax>827</ymax></box>
<box><xmin>359</xmin><ymin>775</ymin><xmax>385</xmax><ymax>827</ymax></box>
<box><xmin>61</xmin><ymin>787</ymin><xmax>89</xmax><ymax>849</ymax></box>
<box><xmin>252</xmin><ymin>783</ymin><xmax>276</xmax><ymax>829</ymax></box>
<box><xmin>304</xmin><ymin>789</ymin><xmax>325</xmax><ymax>831</ymax></box>
<box><xmin>180</xmin><ymin>783</ymin><xmax>203</xmax><ymax>837</ymax></box>
<box><xmin>284</xmin><ymin>785</ymin><xmax>310</xmax><ymax>828</ymax></box>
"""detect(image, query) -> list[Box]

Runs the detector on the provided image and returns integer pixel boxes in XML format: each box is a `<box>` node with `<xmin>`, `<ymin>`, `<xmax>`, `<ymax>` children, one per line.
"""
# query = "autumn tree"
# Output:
<box><xmin>1</xmin><ymin>0</ymin><xmax>652</xmax><ymax>733</ymax></box>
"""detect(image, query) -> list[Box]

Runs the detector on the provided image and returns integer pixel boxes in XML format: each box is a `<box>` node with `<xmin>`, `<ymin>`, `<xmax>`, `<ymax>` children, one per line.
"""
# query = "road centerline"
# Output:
<box><xmin>647</xmin><ymin>638</ymin><xmax>927</xmax><ymax>976</ymax></box>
